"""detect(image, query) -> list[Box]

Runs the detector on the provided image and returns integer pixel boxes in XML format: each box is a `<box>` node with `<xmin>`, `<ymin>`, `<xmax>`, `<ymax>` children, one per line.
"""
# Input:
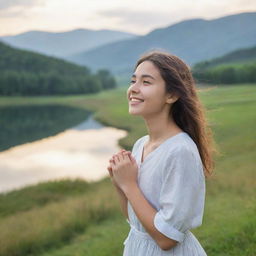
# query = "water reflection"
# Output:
<box><xmin>0</xmin><ymin>106</ymin><xmax>127</xmax><ymax>193</ymax></box>
<box><xmin>72</xmin><ymin>115</ymin><xmax>104</xmax><ymax>130</ymax></box>
<box><xmin>0</xmin><ymin>104</ymin><xmax>91</xmax><ymax>152</ymax></box>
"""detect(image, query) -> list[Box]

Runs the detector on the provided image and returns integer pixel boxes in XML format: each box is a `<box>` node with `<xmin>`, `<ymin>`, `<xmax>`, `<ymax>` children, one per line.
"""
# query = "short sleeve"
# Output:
<box><xmin>153</xmin><ymin>146</ymin><xmax>206</xmax><ymax>243</ymax></box>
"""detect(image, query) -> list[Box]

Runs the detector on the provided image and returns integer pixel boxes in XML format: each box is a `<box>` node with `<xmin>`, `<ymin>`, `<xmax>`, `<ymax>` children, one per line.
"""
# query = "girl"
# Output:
<box><xmin>107</xmin><ymin>50</ymin><xmax>216</xmax><ymax>255</ymax></box>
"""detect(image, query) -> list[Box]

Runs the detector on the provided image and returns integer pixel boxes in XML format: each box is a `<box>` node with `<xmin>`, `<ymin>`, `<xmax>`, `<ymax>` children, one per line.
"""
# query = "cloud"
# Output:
<box><xmin>0</xmin><ymin>9</ymin><xmax>25</xmax><ymax>18</ymax></box>
<box><xmin>0</xmin><ymin>0</ymin><xmax>255</xmax><ymax>36</ymax></box>
<box><xmin>0</xmin><ymin>0</ymin><xmax>44</xmax><ymax>10</ymax></box>
<box><xmin>0</xmin><ymin>0</ymin><xmax>45</xmax><ymax>19</ymax></box>
<box><xmin>99</xmin><ymin>8</ymin><xmax>175</xmax><ymax>28</ymax></box>
<box><xmin>231</xmin><ymin>0</ymin><xmax>256</xmax><ymax>7</ymax></box>
<box><xmin>99</xmin><ymin>2</ymin><xmax>256</xmax><ymax>34</ymax></box>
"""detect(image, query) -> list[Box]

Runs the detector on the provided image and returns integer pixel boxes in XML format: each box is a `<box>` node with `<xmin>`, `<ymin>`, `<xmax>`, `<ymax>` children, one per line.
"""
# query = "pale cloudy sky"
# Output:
<box><xmin>0</xmin><ymin>0</ymin><xmax>255</xmax><ymax>36</ymax></box>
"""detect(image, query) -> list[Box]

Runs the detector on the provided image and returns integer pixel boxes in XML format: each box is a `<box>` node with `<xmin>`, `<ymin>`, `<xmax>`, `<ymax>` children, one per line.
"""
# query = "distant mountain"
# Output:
<box><xmin>67</xmin><ymin>12</ymin><xmax>256</xmax><ymax>77</ymax></box>
<box><xmin>0</xmin><ymin>29</ymin><xmax>137</xmax><ymax>58</ymax></box>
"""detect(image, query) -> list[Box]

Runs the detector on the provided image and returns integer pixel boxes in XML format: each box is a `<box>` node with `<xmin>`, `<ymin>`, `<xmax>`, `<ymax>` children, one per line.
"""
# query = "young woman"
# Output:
<box><xmin>107</xmin><ymin>50</ymin><xmax>216</xmax><ymax>255</ymax></box>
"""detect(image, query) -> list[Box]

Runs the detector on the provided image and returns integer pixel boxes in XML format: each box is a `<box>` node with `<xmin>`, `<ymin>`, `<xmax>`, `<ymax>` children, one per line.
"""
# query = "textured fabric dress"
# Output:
<box><xmin>122</xmin><ymin>132</ymin><xmax>207</xmax><ymax>256</ymax></box>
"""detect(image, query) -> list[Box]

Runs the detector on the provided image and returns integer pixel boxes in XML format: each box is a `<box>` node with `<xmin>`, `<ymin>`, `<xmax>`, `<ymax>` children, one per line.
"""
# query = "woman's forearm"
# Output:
<box><xmin>114</xmin><ymin>184</ymin><xmax>129</xmax><ymax>220</ymax></box>
<box><xmin>122</xmin><ymin>183</ymin><xmax>178</xmax><ymax>251</ymax></box>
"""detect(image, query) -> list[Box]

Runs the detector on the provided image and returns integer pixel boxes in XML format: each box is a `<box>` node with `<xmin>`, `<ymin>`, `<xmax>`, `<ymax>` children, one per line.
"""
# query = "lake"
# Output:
<box><xmin>0</xmin><ymin>109</ymin><xmax>127</xmax><ymax>193</ymax></box>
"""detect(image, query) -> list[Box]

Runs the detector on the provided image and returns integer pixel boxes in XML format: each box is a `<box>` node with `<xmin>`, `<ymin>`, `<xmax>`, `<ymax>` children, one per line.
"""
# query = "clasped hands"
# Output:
<box><xmin>107</xmin><ymin>149</ymin><xmax>139</xmax><ymax>193</ymax></box>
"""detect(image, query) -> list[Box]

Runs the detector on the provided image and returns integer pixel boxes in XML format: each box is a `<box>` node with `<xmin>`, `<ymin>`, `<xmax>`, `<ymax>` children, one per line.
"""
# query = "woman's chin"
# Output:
<box><xmin>128</xmin><ymin>109</ymin><xmax>142</xmax><ymax>116</ymax></box>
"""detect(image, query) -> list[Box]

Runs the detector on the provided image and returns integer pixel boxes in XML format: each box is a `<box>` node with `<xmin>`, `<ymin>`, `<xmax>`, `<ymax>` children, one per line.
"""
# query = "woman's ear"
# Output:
<box><xmin>166</xmin><ymin>93</ymin><xmax>179</xmax><ymax>104</ymax></box>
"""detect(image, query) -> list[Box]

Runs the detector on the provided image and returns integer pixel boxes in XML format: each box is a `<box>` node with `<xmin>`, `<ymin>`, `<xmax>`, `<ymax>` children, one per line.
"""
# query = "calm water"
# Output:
<box><xmin>0</xmin><ymin>105</ymin><xmax>127</xmax><ymax>193</ymax></box>
<box><xmin>0</xmin><ymin>104</ymin><xmax>92</xmax><ymax>152</ymax></box>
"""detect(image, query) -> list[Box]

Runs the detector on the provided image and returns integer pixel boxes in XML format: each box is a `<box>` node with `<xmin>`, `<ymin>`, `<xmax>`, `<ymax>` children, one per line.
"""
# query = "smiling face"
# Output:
<box><xmin>127</xmin><ymin>60</ymin><xmax>175</xmax><ymax>118</ymax></box>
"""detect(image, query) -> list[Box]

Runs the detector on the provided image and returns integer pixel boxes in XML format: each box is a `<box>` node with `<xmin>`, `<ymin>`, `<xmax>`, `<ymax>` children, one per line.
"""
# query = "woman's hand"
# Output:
<box><xmin>107</xmin><ymin>149</ymin><xmax>126</xmax><ymax>188</ymax></box>
<box><xmin>109</xmin><ymin>149</ymin><xmax>138</xmax><ymax>193</ymax></box>
<box><xmin>107</xmin><ymin>160</ymin><xmax>118</xmax><ymax>188</ymax></box>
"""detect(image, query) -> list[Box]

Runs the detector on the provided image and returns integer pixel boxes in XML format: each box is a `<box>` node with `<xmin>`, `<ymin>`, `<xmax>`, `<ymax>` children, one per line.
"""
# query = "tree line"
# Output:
<box><xmin>192</xmin><ymin>46</ymin><xmax>256</xmax><ymax>84</ymax></box>
<box><xmin>192</xmin><ymin>63</ymin><xmax>256</xmax><ymax>84</ymax></box>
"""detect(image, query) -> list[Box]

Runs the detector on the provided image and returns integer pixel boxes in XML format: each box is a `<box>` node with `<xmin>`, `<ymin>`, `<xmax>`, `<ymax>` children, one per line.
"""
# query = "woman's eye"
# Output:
<box><xmin>129</xmin><ymin>80</ymin><xmax>150</xmax><ymax>85</ymax></box>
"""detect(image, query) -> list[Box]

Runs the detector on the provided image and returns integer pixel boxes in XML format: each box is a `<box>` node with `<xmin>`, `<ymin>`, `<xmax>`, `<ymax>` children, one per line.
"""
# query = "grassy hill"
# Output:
<box><xmin>0</xmin><ymin>84</ymin><xmax>255</xmax><ymax>255</ymax></box>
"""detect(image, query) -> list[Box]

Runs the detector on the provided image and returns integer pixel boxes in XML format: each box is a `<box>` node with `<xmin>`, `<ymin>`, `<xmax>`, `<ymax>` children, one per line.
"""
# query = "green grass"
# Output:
<box><xmin>0</xmin><ymin>84</ymin><xmax>255</xmax><ymax>255</ymax></box>
<box><xmin>0</xmin><ymin>179</ymin><xmax>93</xmax><ymax>218</ymax></box>
<box><xmin>40</xmin><ymin>216</ymin><xmax>129</xmax><ymax>256</ymax></box>
<box><xmin>0</xmin><ymin>178</ymin><xmax>122</xmax><ymax>256</ymax></box>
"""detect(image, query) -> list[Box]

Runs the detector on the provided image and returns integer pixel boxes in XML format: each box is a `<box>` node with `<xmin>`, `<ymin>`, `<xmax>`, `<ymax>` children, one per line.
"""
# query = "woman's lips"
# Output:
<box><xmin>130</xmin><ymin>100</ymin><xmax>144</xmax><ymax>105</ymax></box>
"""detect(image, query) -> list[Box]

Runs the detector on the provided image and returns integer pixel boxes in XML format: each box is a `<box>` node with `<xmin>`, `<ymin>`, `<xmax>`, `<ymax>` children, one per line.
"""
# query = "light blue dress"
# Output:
<box><xmin>123</xmin><ymin>132</ymin><xmax>207</xmax><ymax>256</ymax></box>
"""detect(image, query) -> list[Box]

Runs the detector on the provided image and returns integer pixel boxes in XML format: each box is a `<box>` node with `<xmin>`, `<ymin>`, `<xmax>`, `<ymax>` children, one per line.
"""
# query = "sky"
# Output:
<box><xmin>0</xmin><ymin>0</ymin><xmax>256</xmax><ymax>36</ymax></box>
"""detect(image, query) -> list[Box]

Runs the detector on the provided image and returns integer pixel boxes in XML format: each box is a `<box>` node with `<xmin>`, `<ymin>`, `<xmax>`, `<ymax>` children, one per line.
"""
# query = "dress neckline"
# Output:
<box><xmin>140</xmin><ymin>132</ymin><xmax>187</xmax><ymax>165</ymax></box>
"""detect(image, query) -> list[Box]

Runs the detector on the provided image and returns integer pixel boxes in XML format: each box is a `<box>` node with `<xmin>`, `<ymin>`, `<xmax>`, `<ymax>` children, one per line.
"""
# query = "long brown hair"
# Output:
<box><xmin>134</xmin><ymin>50</ymin><xmax>218</xmax><ymax>178</ymax></box>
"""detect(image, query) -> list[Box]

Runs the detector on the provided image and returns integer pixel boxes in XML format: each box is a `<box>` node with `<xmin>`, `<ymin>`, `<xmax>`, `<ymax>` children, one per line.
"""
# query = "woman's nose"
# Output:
<box><xmin>129</xmin><ymin>82</ymin><xmax>140</xmax><ymax>93</ymax></box>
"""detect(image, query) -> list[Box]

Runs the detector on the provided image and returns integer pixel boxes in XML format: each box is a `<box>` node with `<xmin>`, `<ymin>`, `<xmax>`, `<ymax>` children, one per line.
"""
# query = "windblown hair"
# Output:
<box><xmin>134</xmin><ymin>50</ymin><xmax>218</xmax><ymax>178</ymax></box>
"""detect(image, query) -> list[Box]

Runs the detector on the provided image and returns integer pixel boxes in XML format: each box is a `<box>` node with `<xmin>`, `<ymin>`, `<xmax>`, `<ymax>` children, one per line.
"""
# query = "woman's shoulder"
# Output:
<box><xmin>173</xmin><ymin>132</ymin><xmax>198</xmax><ymax>151</ymax></box>
<box><xmin>165</xmin><ymin>132</ymin><xmax>202</xmax><ymax>162</ymax></box>
<box><xmin>164</xmin><ymin>133</ymin><xmax>205</xmax><ymax>178</ymax></box>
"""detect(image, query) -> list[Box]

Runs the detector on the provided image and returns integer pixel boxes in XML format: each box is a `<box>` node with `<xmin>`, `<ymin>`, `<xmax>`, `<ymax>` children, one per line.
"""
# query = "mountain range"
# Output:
<box><xmin>0</xmin><ymin>29</ymin><xmax>137</xmax><ymax>58</ymax></box>
<box><xmin>67</xmin><ymin>12</ymin><xmax>256</xmax><ymax>76</ymax></box>
<box><xmin>1</xmin><ymin>12</ymin><xmax>256</xmax><ymax>79</ymax></box>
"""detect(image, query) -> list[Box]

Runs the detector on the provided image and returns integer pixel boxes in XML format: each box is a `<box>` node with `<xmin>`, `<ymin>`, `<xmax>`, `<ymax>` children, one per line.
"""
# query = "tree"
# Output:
<box><xmin>96</xmin><ymin>69</ymin><xmax>117</xmax><ymax>89</ymax></box>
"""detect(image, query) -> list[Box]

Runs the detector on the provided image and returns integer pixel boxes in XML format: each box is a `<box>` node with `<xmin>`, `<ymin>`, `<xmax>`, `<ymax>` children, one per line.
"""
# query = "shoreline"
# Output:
<box><xmin>0</xmin><ymin>117</ymin><xmax>128</xmax><ymax>194</ymax></box>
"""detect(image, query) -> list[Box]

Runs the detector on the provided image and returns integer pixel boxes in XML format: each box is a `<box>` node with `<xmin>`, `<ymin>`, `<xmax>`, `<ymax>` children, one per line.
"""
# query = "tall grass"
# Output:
<box><xmin>0</xmin><ymin>178</ymin><xmax>120</xmax><ymax>256</ymax></box>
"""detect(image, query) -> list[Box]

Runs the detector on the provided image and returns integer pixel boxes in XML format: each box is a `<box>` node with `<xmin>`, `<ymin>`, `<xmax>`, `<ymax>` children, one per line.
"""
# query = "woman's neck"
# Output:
<box><xmin>143</xmin><ymin>112</ymin><xmax>182</xmax><ymax>144</ymax></box>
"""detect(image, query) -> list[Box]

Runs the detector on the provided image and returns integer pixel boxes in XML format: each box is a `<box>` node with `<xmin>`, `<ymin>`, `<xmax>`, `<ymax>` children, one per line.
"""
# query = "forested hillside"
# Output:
<box><xmin>192</xmin><ymin>46</ymin><xmax>256</xmax><ymax>84</ymax></box>
<box><xmin>0</xmin><ymin>42</ymin><xmax>116</xmax><ymax>96</ymax></box>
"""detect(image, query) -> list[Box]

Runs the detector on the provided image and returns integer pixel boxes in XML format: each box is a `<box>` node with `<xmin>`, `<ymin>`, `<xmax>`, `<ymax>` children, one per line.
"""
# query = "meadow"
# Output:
<box><xmin>0</xmin><ymin>84</ymin><xmax>255</xmax><ymax>256</ymax></box>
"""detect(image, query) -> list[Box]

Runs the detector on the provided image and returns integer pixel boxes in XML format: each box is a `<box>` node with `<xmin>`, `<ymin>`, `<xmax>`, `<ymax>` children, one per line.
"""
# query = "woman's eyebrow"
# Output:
<box><xmin>132</xmin><ymin>74</ymin><xmax>155</xmax><ymax>80</ymax></box>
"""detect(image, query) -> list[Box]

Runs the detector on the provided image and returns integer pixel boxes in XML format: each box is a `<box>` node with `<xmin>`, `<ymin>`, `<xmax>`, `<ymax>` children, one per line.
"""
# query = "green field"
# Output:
<box><xmin>0</xmin><ymin>84</ymin><xmax>255</xmax><ymax>256</ymax></box>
